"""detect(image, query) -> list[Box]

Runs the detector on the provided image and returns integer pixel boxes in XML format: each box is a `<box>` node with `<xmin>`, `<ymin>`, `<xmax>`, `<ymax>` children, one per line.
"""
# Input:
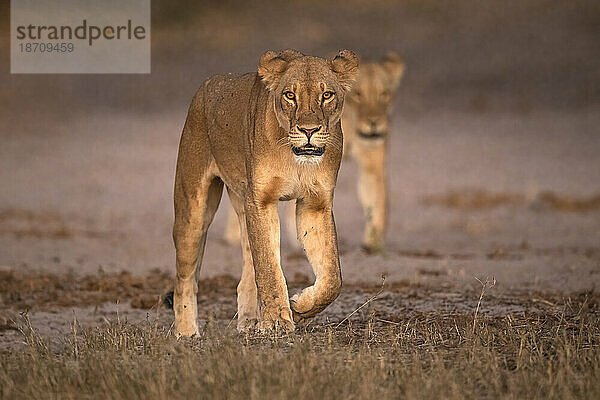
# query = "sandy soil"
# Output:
<box><xmin>1</xmin><ymin>109</ymin><xmax>599</xmax><ymax>287</ymax></box>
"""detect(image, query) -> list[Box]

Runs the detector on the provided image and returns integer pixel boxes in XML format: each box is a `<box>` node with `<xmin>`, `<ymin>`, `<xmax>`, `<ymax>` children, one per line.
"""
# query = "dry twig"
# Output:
<box><xmin>336</xmin><ymin>276</ymin><xmax>386</xmax><ymax>329</ymax></box>
<box><xmin>472</xmin><ymin>276</ymin><xmax>496</xmax><ymax>334</ymax></box>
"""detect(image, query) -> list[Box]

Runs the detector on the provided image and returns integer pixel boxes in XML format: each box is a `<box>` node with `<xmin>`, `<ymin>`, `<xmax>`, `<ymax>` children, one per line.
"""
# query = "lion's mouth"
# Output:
<box><xmin>292</xmin><ymin>144</ymin><xmax>325</xmax><ymax>156</ymax></box>
<box><xmin>357</xmin><ymin>131</ymin><xmax>386</xmax><ymax>140</ymax></box>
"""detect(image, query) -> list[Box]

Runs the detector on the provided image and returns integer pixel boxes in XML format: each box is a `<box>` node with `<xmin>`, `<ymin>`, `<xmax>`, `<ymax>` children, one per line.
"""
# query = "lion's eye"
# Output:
<box><xmin>284</xmin><ymin>91</ymin><xmax>295</xmax><ymax>101</ymax></box>
<box><xmin>381</xmin><ymin>90</ymin><xmax>391</xmax><ymax>99</ymax></box>
<box><xmin>322</xmin><ymin>91</ymin><xmax>335</xmax><ymax>100</ymax></box>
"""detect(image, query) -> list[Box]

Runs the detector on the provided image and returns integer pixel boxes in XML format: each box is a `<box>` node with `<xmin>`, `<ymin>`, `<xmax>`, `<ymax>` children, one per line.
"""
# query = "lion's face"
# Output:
<box><xmin>347</xmin><ymin>52</ymin><xmax>404</xmax><ymax>141</ymax></box>
<box><xmin>259</xmin><ymin>49</ymin><xmax>358</xmax><ymax>164</ymax></box>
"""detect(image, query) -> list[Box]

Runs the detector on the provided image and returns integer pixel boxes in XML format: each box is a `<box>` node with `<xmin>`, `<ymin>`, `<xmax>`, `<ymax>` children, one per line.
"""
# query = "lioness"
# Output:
<box><xmin>342</xmin><ymin>52</ymin><xmax>405</xmax><ymax>252</ymax></box>
<box><xmin>225</xmin><ymin>52</ymin><xmax>404</xmax><ymax>252</ymax></box>
<box><xmin>173</xmin><ymin>49</ymin><xmax>358</xmax><ymax>336</ymax></box>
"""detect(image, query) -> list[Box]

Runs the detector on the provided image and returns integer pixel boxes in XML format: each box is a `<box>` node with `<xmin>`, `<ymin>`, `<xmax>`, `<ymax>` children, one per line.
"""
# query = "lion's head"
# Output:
<box><xmin>258</xmin><ymin>49</ymin><xmax>359</xmax><ymax>164</ymax></box>
<box><xmin>346</xmin><ymin>52</ymin><xmax>405</xmax><ymax>141</ymax></box>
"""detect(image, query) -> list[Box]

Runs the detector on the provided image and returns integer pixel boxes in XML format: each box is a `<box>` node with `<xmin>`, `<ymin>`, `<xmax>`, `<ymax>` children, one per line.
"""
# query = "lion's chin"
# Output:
<box><xmin>294</xmin><ymin>154</ymin><xmax>323</xmax><ymax>165</ymax></box>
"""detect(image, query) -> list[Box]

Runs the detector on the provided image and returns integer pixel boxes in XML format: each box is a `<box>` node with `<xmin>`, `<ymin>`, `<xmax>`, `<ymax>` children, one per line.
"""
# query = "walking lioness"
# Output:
<box><xmin>343</xmin><ymin>52</ymin><xmax>405</xmax><ymax>252</ymax></box>
<box><xmin>173</xmin><ymin>49</ymin><xmax>358</xmax><ymax>336</ymax></box>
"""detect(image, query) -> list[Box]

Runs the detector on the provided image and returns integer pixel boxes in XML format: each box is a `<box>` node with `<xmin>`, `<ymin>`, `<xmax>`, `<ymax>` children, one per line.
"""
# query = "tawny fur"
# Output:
<box><xmin>173</xmin><ymin>49</ymin><xmax>358</xmax><ymax>336</ymax></box>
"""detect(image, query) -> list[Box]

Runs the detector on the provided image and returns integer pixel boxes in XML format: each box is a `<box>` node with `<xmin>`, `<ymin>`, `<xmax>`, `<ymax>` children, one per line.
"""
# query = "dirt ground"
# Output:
<box><xmin>0</xmin><ymin>3</ymin><xmax>599</xmax><ymax>394</ymax></box>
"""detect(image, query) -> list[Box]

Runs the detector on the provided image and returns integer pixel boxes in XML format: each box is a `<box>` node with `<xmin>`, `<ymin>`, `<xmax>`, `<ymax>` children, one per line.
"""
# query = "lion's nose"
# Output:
<box><xmin>296</xmin><ymin>125</ymin><xmax>322</xmax><ymax>139</ymax></box>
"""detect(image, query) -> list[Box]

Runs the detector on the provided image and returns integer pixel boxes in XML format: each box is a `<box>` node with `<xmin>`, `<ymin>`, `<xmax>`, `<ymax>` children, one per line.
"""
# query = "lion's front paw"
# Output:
<box><xmin>361</xmin><ymin>240</ymin><xmax>384</xmax><ymax>255</ymax></box>
<box><xmin>258</xmin><ymin>305</ymin><xmax>295</xmax><ymax>333</ymax></box>
<box><xmin>362</xmin><ymin>228</ymin><xmax>384</xmax><ymax>254</ymax></box>
<box><xmin>290</xmin><ymin>291</ymin><xmax>312</xmax><ymax>323</ymax></box>
<box><xmin>289</xmin><ymin>281</ymin><xmax>339</xmax><ymax>322</ymax></box>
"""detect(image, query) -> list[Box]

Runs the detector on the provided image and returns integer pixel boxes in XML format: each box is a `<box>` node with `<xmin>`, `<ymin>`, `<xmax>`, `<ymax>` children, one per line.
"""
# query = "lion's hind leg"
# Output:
<box><xmin>227</xmin><ymin>188</ymin><xmax>258</xmax><ymax>332</ymax></box>
<box><xmin>223</xmin><ymin>203</ymin><xmax>241</xmax><ymax>245</ymax></box>
<box><xmin>173</xmin><ymin>174</ymin><xmax>223</xmax><ymax>337</ymax></box>
<box><xmin>173</xmin><ymin>94</ymin><xmax>224</xmax><ymax>337</ymax></box>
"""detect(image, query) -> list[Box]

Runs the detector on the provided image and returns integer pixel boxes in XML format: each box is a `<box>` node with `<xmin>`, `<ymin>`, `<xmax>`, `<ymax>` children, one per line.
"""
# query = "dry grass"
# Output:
<box><xmin>1</xmin><ymin>295</ymin><xmax>599</xmax><ymax>399</ymax></box>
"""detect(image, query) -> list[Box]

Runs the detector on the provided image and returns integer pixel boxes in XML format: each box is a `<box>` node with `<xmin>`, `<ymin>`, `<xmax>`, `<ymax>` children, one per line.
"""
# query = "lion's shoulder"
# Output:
<box><xmin>202</xmin><ymin>72</ymin><xmax>257</xmax><ymax>117</ymax></box>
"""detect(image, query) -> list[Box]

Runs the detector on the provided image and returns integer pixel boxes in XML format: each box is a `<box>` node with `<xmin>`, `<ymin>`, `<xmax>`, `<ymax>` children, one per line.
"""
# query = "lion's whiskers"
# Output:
<box><xmin>326</xmin><ymin>136</ymin><xmax>342</xmax><ymax>152</ymax></box>
<box><xmin>277</xmin><ymin>136</ymin><xmax>291</xmax><ymax>149</ymax></box>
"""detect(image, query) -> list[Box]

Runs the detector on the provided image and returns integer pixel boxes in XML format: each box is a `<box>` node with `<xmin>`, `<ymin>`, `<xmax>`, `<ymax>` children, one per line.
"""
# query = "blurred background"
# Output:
<box><xmin>3</xmin><ymin>0</ymin><xmax>599</xmax><ymax>115</ymax></box>
<box><xmin>1</xmin><ymin>0</ymin><xmax>599</xmax><ymax>290</ymax></box>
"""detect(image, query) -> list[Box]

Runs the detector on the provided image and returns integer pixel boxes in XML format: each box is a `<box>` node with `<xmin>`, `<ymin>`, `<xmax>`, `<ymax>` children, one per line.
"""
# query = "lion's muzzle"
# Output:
<box><xmin>292</xmin><ymin>144</ymin><xmax>326</xmax><ymax>156</ymax></box>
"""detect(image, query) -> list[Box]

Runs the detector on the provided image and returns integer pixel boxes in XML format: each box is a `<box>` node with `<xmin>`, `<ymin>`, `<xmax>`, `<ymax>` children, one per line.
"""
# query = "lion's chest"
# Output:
<box><xmin>252</xmin><ymin>166</ymin><xmax>330</xmax><ymax>204</ymax></box>
<box><xmin>280</xmin><ymin>169</ymin><xmax>330</xmax><ymax>200</ymax></box>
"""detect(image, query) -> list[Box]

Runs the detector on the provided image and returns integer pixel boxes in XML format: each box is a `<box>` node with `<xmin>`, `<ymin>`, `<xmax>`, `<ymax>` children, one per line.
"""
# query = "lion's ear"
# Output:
<box><xmin>258</xmin><ymin>51</ymin><xmax>288</xmax><ymax>91</ymax></box>
<box><xmin>382</xmin><ymin>52</ymin><xmax>405</xmax><ymax>89</ymax></box>
<box><xmin>258</xmin><ymin>49</ymin><xmax>303</xmax><ymax>91</ymax></box>
<box><xmin>328</xmin><ymin>50</ymin><xmax>359</xmax><ymax>92</ymax></box>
